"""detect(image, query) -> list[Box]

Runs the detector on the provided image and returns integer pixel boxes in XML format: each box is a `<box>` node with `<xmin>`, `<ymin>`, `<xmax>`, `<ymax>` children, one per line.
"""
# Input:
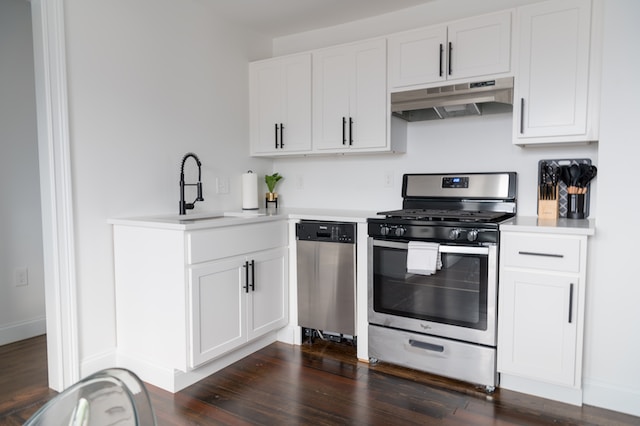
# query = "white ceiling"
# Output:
<box><xmin>207</xmin><ymin>0</ymin><xmax>435</xmax><ymax>37</ymax></box>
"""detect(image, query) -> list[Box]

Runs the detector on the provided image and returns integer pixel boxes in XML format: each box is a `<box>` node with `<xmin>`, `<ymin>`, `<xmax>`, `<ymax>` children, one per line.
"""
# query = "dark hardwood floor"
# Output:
<box><xmin>1</xmin><ymin>335</ymin><xmax>638</xmax><ymax>425</ymax></box>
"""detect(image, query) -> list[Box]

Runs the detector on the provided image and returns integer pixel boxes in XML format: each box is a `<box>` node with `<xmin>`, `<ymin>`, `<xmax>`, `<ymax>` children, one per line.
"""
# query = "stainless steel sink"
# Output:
<box><xmin>177</xmin><ymin>215</ymin><xmax>225</xmax><ymax>223</ymax></box>
<box><xmin>142</xmin><ymin>211</ymin><xmax>265</xmax><ymax>224</ymax></box>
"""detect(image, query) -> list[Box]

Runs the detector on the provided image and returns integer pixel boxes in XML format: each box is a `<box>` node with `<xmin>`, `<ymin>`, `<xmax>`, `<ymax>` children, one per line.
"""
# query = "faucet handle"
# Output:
<box><xmin>196</xmin><ymin>182</ymin><xmax>204</xmax><ymax>202</ymax></box>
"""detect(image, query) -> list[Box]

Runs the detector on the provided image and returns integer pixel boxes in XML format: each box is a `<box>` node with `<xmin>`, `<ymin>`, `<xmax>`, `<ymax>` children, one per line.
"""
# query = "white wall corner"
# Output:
<box><xmin>80</xmin><ymin>347</ymin><xmax>118</xmax><ymax>379</ymax></box>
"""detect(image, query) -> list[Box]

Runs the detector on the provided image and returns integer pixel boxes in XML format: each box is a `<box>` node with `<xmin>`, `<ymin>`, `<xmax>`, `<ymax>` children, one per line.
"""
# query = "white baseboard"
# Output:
<box><xmin>499</xmin><ymin>374</ymin><xmax>583</xmax><ymax>406</ymax></box>
<box><xmin>117</xmin><ymin>332</ymin><xmax>278</xmax><ymax>393</ymax></box>
<box><xmin>277</xmin><ymin>324</ymin><xmax>300</xmax><ymax>345</ymax></box>
<box><xmin>0</xmin><ymin>317</ymin><xmax>46</xmax><ymax>346</ymax></box>
<box><xmin>583</xmin><ymin>377</ymin><xmax>640</xmax><ymax>417</ymax></box>
<box><xmin>80</xmin><ymin>347</ymin><xmax>118</xmax><ymax>378</ymax></box>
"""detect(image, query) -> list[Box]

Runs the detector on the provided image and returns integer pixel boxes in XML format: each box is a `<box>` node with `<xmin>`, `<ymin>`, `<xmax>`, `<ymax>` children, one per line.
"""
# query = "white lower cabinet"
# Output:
<box><xmin>189</xmin><ymin>247</ymin><xmax>288</xmax><ymax>368</ymax></box>
<box><xmin>112</xmin><ymin>220</ymin><xmax>288</xmax><ymax>391</ymax></box>
<box><xmin>497</xmin><ymin>229</ymin><xmax>589</xmax><ymax>404</ymax></box>
<box><xmin>498</xmin><ymin>269</ymin><xmax>578</xmax><ymax>386</ymax></box>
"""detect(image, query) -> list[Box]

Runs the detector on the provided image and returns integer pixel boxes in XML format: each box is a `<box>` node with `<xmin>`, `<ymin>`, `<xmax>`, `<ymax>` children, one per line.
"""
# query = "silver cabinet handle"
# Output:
<box><xmin>409</xmin><ymin>339</ymin><xmax>444</xmax><ymax>353</ymax></box>
<box><xmin>520</xmin><ymin>98</ymin><xmax>525</xmax><ymax>134</ymax></box>
<box><xmin>518</xmin><ymin>251</ymin><xmax>564</xmax><ymax>258</ymax></box>
<box><xmin>568</xmin><ymin>283</ymin><xmax>574</xmax><ymax>323</ymax></box>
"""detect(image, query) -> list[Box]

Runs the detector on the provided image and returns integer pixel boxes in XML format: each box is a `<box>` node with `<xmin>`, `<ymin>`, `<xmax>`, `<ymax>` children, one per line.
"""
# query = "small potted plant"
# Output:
<box><xmin>265</xmin><ymin>173</ymin><xmax>283</xmax><ymax>204</ymax></box>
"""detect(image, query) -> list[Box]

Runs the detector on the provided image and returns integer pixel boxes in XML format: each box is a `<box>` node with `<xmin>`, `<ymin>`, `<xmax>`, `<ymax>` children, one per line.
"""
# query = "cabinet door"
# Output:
<box><xmin>313</xmin><ymin>39</ymin><xmax>387</xmax><ymax>152</ymax></box>
<box><xmin>447</xmin><ymin>11</ymin><xmax>511</xmax><ymax>80</ymax></box>
<box><xmin>497</xmin><ymin>269</ymin><xmax>578</xmax><ymax>387</ymax></box>
<box><xmin>250</xmin><ymin>60</ymin><xmax>282</xmax><ymax>154</ymax></box>
<box><xmin>350</xmin><ymin>39</ymin><xmax>388</xmax><ymax>151</ymax></box>
<box><xmin>250</xmin><ymin>54</ymin><xmax>311</xmax><ymax>156</ymax></box>
<box><xmin>313</xmin><ymin>44</ymin><xmax>353</xmax><ymax>151</ymax></box>
<box><xmin>281</xmin><ymin>55</ymin><xmax>312</xmax><ymax>153</ymax></box>
<box><xmin>247</xmin><ymin>247</ymin><xmax>288</xmax><ymax>340</ymax></box>
<box><xmin>514</xmin><ymin>0</ymin><xmax>592</xmax><ymax>142</ymax></box>
<box><xmin>388</xmin><ymin>26</ymin><xmax>447</xmax><ymax>88</ymax></box>
<box><xmin>188</xmin><ymin>258</ymin><xmax>247</xmax><ymax>368</ymax></box>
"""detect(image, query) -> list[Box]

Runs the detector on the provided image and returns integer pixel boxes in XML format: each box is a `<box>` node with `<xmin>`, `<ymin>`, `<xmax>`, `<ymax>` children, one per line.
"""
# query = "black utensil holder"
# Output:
<box><xmin>567</xmin><ymin>194</ymin><xmax>586</xmax><ymax>219</ymax></box>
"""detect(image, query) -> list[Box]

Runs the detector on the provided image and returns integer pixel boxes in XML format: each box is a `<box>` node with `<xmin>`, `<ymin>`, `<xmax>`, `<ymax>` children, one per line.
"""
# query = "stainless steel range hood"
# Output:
<box><xmin>391</xmin><ymin>77</ymin><xmax>514</xmax><ymax>122</ymax></box>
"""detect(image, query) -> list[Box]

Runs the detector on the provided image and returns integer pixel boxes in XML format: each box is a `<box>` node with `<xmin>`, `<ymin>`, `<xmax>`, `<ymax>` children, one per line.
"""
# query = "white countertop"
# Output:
<box><xmin>108</xmin><ymin>208</ymin><xmax>381</xmax><ymax>230</ymax></box>
<box><xmin>500</xmin><ymin>216</ymin><xmax>595</xmax><ymax>236</ymax></box>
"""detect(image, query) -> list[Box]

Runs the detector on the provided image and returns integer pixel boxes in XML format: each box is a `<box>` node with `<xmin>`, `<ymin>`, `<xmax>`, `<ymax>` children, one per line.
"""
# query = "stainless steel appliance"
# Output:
<box><xmin>296</xmin><ymin>221</ymin><xmax>356</xmax><ymax>338</ymax></box>
<box><xmin>367</xmin><ymin>172</ymin><xmax>517</xmax><ymax>391</ymax></box>
<box><xmin>391</xmin><ymin>77</ymin><xmax>514</xmax><ymax>122</ymax></box>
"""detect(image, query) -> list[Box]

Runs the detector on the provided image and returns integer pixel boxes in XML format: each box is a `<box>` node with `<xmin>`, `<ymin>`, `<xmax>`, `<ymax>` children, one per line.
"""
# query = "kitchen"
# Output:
<box><xmin>2</xmin><ymin>0</ymin><xmax>639</xmax><ymax>421</ymax></box>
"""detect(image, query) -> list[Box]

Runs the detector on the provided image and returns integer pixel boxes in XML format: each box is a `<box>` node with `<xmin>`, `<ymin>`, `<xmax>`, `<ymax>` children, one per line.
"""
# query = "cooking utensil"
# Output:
<box><xmin>577</xmin><ymin>165</ymin><xmax>597</xmax><ymax>193</ymax></box>
<box><xmin>560</xmin><ymin>165</ymin><xmax>572</xmax><ymax>187</ymax></box>
<box><xmin>568</xmin><ymin>164</ymin><xmax>581</xmax><ymax>194</ymax></box>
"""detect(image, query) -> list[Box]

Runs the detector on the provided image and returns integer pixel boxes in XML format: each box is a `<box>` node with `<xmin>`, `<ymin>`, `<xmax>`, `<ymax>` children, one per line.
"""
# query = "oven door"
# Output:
<box><xmin>368</xmin><ymin>238</ymin><xmax>497</xmax><ymax>346</ymax></box>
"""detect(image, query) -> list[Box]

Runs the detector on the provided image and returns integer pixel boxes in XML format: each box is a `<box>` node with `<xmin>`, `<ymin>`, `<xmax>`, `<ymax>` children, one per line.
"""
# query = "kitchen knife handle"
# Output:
<box><xmin>342</xmin><ymin>117</ymin><xmax>346</xmax><ymax>145</ymax></box>
<box><xmin>243</xmin><ymin>261</ymin><xmax>250</xmax><ymax>293</ymax></box>
<box><xmin>568</xmin><ymin>283</ymin><xmax>574</xmax><ymax>323</ymax></box>
<box><xmin>448</xmin><ymin>42</ymin><xmax>452</xmax><ymax>75</ymax></box>
<box><xmin>520</xmin><ymin>98</ymin><xmax>525</xmax><ymax>134</ymax></box>
<box><xmin>279</xmin><ymin>123</ymin><xmax>284</xmax><ymax>148</ymax></box>
<box><xmin>439</xmin><ymin>43</ymin><xmax>443</xmax><ymax>77</ymax></box>
<box><xmin>349</xmin><ymin>117</ymin><xmax>353</xmax><ymax>145</ymax></box>
<box><xmin>250</xmin><ymin>260</ymin><xmax>255</xmax><ymax>291</ymax></box>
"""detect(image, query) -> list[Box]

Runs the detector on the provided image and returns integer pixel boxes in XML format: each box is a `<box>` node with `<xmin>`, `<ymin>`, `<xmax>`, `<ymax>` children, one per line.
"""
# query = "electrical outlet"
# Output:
<box><xmin>384</xmin><ymin>172</ymin><xmax>394</xmax><ymax>188</ymax></box>
<box><xmin>216</xmin><ymin>176</ymin><xmax>229</xmax><ymax>194</ymax></box>
<box><xmin>15</xmin><ymin>268</ymin><xmax>28</xmax><ymax>287</ymax></box>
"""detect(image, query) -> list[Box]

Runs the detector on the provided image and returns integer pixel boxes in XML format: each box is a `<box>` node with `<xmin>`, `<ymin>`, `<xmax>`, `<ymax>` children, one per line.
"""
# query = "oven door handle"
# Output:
<box><xmin>372</xmin><ymin>239</ymin><xmax>489</xmax><ymax>255</ymax></box>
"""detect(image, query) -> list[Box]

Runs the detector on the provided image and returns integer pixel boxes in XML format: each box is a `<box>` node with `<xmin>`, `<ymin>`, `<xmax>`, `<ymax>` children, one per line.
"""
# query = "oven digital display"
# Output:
<box><xmin>442</xmin><ymin>177</ymin><xmax>469</xmax><ymax>188</ymax></box>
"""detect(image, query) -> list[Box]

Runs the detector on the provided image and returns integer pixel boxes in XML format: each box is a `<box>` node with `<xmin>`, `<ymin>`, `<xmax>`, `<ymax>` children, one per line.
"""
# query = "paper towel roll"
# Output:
<box><xmin>242</xmin><ymin>171</ymin><xmax>259</xmax><ymax>210</ymax></box>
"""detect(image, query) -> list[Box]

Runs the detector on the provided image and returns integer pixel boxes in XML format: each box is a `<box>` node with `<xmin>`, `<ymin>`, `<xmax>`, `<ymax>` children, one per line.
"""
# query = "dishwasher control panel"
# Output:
<box><xmin>296</xmin><ymin>221</ymin><xmax>356</xmax><ymax>243</ymax></box>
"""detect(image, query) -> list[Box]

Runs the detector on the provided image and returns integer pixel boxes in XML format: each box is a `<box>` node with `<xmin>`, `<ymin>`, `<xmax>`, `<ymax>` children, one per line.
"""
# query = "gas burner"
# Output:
<box><xmin>369</xmin><ymin>173</ymin><xmax>517</xmax><ymax>244</ymax></box>
<box><xmin>377</xmin><ymin>208</ymin><xmax>513</xmax><ymax>223</ymax></box>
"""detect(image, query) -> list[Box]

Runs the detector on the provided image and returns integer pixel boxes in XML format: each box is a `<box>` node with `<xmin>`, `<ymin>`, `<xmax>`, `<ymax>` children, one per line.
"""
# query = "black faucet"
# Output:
<box><xmin>179</xmin><ymin>152</ymin><xmax>204</xmax><ymax>215</ymax></box>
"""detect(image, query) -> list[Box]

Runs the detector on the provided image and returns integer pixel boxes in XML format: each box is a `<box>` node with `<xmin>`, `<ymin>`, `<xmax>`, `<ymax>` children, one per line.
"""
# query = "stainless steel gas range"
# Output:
<box><xmin>367</xmin><ymin>172</ymin><xmax>517</xmax><ymax>391</ymax></box>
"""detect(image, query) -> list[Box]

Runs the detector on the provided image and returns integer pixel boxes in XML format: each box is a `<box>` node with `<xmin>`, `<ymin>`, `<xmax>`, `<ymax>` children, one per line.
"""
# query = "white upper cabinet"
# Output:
<box><xmin>250</xmin><ymin>54</ymin><xmax>312</xmax><ymax>156</ymax></box>
<box><xmin>388</xmin><ymin>26</ymin><xmax>447</xmax><ymax>87</ymax></box>
<box><xmin>513</xmin><ymin>0</ymin><xmax>599</xmax><ymax>145</ymax></box>
<box><xmin>312</xmin><ymin>38</ymin><xmax>389</xmax><ymax>153</ymax></box>
<box><xmin>388</xmin><ymin>11</ymin><xmax>512</xmax><ymax>89</ymax></box>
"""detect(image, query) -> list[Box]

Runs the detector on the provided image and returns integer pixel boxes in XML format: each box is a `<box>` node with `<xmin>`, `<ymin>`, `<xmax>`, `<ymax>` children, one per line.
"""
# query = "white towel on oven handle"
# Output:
<box><xmin>406</xmin><ymin>241</ymin><xmax>442</xmax><ymax>275</ymax></box>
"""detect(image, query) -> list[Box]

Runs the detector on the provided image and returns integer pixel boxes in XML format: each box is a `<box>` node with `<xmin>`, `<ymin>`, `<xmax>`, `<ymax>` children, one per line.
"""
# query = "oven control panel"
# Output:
<box><xmin>442</xmin><ymin>176</ymin><xmax>469</xmax><ymax>189</ymax></box>
<box><xmin>368</xmin><ymin>222</ymin><xmax>497</xmax><ymax>245</ymax></box>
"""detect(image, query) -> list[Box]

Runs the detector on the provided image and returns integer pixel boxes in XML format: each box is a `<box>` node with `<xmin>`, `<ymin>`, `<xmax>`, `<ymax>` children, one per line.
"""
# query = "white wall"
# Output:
<box><xmin>62</xmin><ymin>0</ymin><xmax>272</xmax><ymax>371</ymax></box>
<box><xmin>582</xmin><ymin>0</ymin><xmax>640</xmax><ymax>415</ymax></box>
<box><xmin>0</xmin><ymin>0</ymin><xmax>46</xmax><ymax>345</ymax></box>
<box><xmin>270</xmin><ymin>0</ymin><xmax>639</xmax><ymax>418</ymax></box>
<box><xmin>274</xmin><ymin>114</ymin><xmax>597</xmax><ymax>216</ymax></box>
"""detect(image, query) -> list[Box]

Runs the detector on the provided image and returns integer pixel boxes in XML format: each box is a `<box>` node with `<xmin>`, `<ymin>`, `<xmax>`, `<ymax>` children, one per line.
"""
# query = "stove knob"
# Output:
<box><xmin>380</xmin><ymin>226</ymin><xmax>390</xmax><ymax>236</ymax></box>
<box><xmin>394</xmin><ymin>227</ymin><xmax>406</xmax><ymax>237</ymax></box>
<box><xmin>467</xmin><ymin>229</ymin><xmax>479</xmax><ymax>242</ymax></box>
<box><xmin>449</xmin><ymin>228</ymin><xmax>461</xmax><ymax>240</ymax></box>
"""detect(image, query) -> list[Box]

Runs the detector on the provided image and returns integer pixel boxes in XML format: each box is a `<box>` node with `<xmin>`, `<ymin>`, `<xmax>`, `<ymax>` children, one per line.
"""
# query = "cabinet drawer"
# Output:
<box><xmin>187</xmin><ymin>221</ymin><xmax>287</xmax><ymax>264</ymax></box>
<box><xmin>501</xmin><ymin>232</ymin><xmax>582</xmax><ymax>273</ymax></box>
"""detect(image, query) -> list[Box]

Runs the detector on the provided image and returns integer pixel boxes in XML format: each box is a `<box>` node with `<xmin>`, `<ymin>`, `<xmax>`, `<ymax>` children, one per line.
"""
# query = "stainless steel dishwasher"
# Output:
<box><xmin>296</xmin><ymin>221</ymin><xmax>356</xmax><ymax>338</ymax></box>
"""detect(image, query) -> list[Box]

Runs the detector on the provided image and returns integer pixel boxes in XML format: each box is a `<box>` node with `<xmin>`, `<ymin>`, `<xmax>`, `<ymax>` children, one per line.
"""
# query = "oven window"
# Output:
<box><xmin>372</xmin><ymin>245</ymin><xmax>488</xmax><ymax>330</ymax></box>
